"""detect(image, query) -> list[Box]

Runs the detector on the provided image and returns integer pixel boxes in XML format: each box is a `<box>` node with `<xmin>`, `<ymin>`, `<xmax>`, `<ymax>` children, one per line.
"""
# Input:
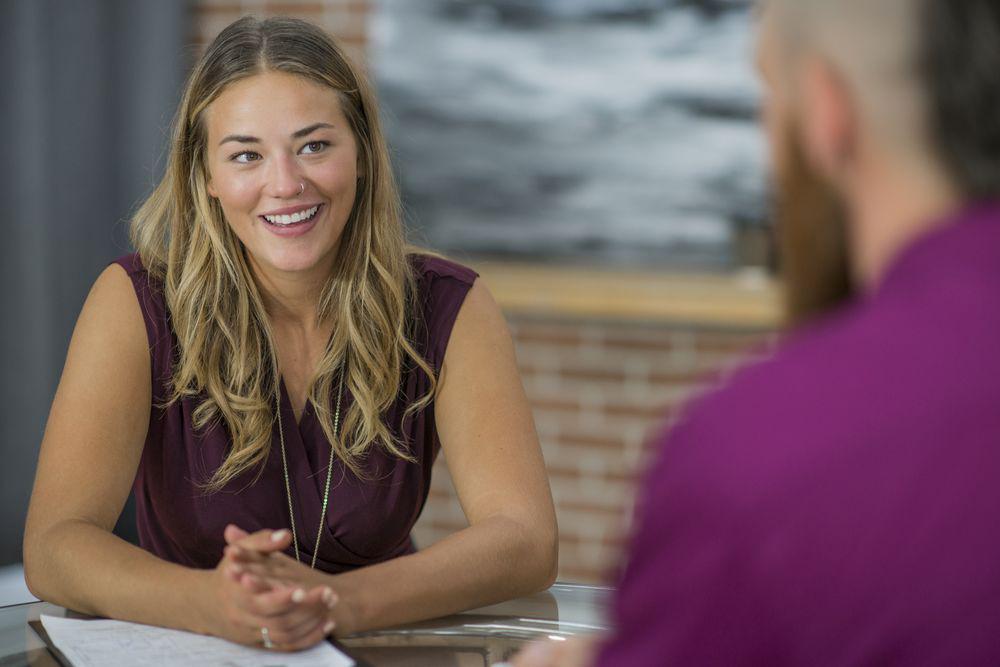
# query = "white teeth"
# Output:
<box><xmin>264</xmin><ymin>205</ymin><xmax>319</xmax><ymax>225</ymax></box>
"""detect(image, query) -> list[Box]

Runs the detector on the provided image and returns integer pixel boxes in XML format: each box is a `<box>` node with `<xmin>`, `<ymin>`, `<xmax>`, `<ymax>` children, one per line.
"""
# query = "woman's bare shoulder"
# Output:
<box><xmin>66</xmin><ymin>263</ymin><xmax>150</xmax><ymax>388</ymax></box>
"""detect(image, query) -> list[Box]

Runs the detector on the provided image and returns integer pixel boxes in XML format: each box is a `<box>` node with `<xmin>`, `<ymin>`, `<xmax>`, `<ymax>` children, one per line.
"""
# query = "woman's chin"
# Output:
<box><xmin>258</xmin><ymin>248</ymin><xmax>330</xmax><ymax>276</ymax></box>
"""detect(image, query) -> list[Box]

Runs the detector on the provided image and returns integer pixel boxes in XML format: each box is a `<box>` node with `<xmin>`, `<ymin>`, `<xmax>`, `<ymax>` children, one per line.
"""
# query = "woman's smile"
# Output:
<box><xmin>258</xmin><ymin>202</ymin><xmax>324</xmax><ymax>238</ymax></box>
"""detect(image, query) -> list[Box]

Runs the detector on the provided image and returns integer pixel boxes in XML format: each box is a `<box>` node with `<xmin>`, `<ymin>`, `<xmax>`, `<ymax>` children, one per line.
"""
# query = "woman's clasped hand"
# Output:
<box><xmin>205</xmin><ymin>524</ymin><xmax>345</xmax><ymax>651</ymax></box>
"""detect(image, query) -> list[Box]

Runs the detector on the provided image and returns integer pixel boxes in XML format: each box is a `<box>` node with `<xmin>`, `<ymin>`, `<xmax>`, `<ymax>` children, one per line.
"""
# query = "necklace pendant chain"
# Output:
<box><xmin>276</xmin><ymin>377</ymin><xmax>343</xmax><ymax>569</ymax></box>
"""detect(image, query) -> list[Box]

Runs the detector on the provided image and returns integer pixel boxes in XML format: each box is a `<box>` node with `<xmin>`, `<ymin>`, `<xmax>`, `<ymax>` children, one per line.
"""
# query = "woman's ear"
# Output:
<box><xmin>798</xmin><ymin>56</ymin><xmax>858</xmax><ymax>187</ymax></box>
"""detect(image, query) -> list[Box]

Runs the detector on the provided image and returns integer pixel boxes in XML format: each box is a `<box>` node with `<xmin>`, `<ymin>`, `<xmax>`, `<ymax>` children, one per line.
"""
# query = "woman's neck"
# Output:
<box><xmin>249</xmin><ymin>256</ymin><xmax>332</xmax><ymax>334</ymax></box>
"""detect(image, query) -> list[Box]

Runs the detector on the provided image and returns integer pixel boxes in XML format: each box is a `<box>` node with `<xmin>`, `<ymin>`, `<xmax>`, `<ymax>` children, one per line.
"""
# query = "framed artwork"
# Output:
<box><xmin>373</xmin><ymin>0</ymin><xmax>768</xmax><ymax>270</ymax></box>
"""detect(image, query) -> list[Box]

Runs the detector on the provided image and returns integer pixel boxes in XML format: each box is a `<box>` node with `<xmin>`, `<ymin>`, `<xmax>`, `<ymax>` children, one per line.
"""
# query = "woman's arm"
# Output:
<box><xmin>22</xmin><ymin>265</ymin><xmax>332</xmax><ymax>649</ymax></box>
<box><xmin>229</xmin><ymin>279</ymin><xmax>559</xmax><ymax>633</ymax></box>
<box><xmin>348</xmin><ymin>279</ymin><xmax>558</xmax><ymax>623</ymax></box>
<box><xmin>23</xmin><ymin>264</ymin><xmax>175</xmax><ymax>616</ymax></box>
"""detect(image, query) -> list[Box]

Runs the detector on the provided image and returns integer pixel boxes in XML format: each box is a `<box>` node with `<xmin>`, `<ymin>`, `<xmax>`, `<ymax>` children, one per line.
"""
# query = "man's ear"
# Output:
<box><xmin>798</xmin><ymin>56</ymin><xmax>858</xmax><ymax>187</ymax></box>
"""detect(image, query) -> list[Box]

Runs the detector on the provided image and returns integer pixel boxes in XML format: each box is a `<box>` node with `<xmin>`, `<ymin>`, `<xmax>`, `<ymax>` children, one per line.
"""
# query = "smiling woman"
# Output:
<box><xmin>22</xmin><ymin>15</ymin><xmax>557</xmax><ymax>653</ymax></box>
<box><xmin>206</xmin><ymin>75</ymin><xmax>358</xmax><ymax>278</ymax></box>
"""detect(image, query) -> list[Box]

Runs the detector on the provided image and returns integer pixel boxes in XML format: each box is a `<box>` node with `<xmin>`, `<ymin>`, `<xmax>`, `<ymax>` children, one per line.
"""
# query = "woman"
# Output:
<box><xmin>23</xmin><ymin>15</ymin><xmax>557</xmax><ymax>652</ymax></box>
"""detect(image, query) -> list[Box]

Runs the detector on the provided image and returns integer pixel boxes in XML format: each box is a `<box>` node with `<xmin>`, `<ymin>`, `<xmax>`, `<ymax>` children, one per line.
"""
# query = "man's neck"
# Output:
<box><xmin>848</xmin><ymin>156</ymin><xmax>959</xmax><ymax>292</ymax></box>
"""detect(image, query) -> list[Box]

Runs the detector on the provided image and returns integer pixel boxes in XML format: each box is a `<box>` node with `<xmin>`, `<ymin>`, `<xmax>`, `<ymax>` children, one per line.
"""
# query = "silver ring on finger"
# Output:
<box><xmin>260</xmin><ymin>626</ymin><xmax>274</xmax><ymax>649</ymax></box>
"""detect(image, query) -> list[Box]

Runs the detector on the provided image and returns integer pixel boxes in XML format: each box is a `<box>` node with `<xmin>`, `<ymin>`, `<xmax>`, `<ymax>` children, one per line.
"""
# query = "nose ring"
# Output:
<box><xmin>298</xmin><ymin>182</ymin><xmax>305</xmax><ymax>196</ymax></box>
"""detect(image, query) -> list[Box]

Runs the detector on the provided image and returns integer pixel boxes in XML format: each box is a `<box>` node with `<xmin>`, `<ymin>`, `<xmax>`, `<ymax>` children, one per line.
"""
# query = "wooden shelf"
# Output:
<box><xmin>473</xmin><ymin>261</ymin><xmax>782</xmax><ymax>329</ymax></box>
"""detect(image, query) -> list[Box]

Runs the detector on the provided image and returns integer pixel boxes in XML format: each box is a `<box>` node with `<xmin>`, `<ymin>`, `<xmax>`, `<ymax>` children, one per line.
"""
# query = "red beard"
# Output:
<box><xmin>773</xmin><ymin>125</ymin><xmax>855</xmax><ymax>328</ymax></box>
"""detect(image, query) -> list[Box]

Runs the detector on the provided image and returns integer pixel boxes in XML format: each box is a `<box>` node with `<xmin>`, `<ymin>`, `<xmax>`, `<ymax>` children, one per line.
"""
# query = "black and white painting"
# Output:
<box><xmin>372</xmin><ymin>0</ymin><xmax>767</xmax><ymax>270</ymax></box>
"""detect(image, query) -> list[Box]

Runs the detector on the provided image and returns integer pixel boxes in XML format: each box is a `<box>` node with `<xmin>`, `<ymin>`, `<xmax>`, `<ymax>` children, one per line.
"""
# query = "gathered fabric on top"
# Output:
<box><xmin>114</xmin><ymin>251</ymin><xmax>477</xmax><ymax>573</ymax></box>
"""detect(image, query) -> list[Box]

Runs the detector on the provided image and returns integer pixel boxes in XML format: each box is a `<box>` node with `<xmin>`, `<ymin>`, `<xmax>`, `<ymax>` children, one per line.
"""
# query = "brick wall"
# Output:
<box><xmin>192</xmin><ymin>0</ymin><xmax>369</xmax><ymax>62</ymax></box>
<box><xmin>412</xmin><ymin>316</ymin><xmax>773</xmax><ymax>584</ymax></box>
<box><xmin>189</xmin><ymin>1</ymin><xmax>780</xmax><ymax>585</ymax></box>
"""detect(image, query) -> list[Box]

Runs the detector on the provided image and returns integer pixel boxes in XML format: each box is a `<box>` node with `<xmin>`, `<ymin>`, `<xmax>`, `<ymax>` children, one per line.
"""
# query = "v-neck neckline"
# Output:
<box><xmin>278</xmin><ymin>376</ymin><xmax>311</xmax><ymax>432</ymax></box>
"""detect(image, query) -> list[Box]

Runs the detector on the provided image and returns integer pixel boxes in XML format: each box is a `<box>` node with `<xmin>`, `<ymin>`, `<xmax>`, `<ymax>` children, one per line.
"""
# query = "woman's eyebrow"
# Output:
<box><xmin>292</xmin><ymin>122</ymin><xmax>335</xmax><ymax>138</ymax></box>
<box><xmin>218</xmin><ymin>134</ymin><xmax>258</xmax><ymax>146</ymax></box>
<box><xmin>218</xmin><ymin>122</ymin><xmax>336</xmax><ymax>147</ymax></box>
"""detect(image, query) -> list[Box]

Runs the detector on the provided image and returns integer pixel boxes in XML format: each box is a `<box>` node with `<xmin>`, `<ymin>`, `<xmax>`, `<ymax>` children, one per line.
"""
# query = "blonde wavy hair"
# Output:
<box><xmin>130</xmin><ymin>15</ymin><xmax>436</xmax><ymax>490</ymax></box>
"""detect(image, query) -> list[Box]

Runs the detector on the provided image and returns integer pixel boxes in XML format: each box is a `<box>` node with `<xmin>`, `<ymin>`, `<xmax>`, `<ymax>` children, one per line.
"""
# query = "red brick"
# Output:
<box><xmin>692</xmin><ymin>330</ymin><xmax>772</xmax><ymax>353</ymax></box>
<box><xmin>602</xmin><ymin>400</ymin><xmax>671</xmax><ymax>420</ymax></box>
<box><xmin>559</xmin><ymin>366</ymin><xmax>628</xmax><ymax>383</ymax></box>
<box><xmin>599</xmin><ymin>333</ymin><xmax>675</xmax><ymax>353</ymax></box>
<box><xmin>194</xmin><ymin>5</ymin><xmax>249</xmax><ymax>15</ymax></box>
<box><xmin>529</xmin><ymin>396</ymin><xmax>582</xmax><ymax>414</ymax></box>
<box><xmin>557</xmin><ymin>565</ymin><xmax>613</xmax><ymax>584</ymax></box>
<box><xmin>555</xmin><ymin>533</ymin><xmax>591</xmax><ymax>547</ymax></box>
<box><xmin>544</xmin><ymin>464</ymin><xmax>585</xmax><ymax>480</ymax></box>
<box><xmin>554</xmin><ymin>432</ymin><xmax>626</xmax><ymax>450</ymax></box>
<box><xmin>604</xmin><ymin>468</ymin><xmax>640</xmax><ymax>484</ymax></box>
<box><xmin>426</xmin><ymin>488</ymin><xmax>454</xmax><ymax>502</ymax></box>
<box><xmin>647</xmin><ymin>367</ymin><xmax>717</xmax><ymax>386</ymax></box>
<box><xmin>558</xmin><ymin>500</ymin><xmax>628</xmax><ymax>517</ymax></box>
<box><xmin>427</xmin><ymin>518</ymin><xmax>468</xmax><ymax>533</ymax></box>
<box><xmin>513</xmin><ymin>324</ymin><xmax>583</xmax><ymax>347</ymax></box>
<box><xmin>343</xmin><ymin>0</ymin><xmax>370</xmax><ymax>13</ymax></box>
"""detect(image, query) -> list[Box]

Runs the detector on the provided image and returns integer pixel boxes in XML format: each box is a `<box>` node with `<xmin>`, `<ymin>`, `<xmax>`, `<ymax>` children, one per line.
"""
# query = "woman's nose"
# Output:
<box><xmin>266</xmin><ymin>155</ymin><xmax>305</xmax><ymax>198</ymax></box>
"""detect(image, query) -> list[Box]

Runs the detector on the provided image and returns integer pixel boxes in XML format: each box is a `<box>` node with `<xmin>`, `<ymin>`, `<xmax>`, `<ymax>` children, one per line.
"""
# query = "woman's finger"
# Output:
<box><xmin>230</xmin><ymin>556</ymin><xmax>294</xmax><ymax>583</ymax></box>
<box><xmin>245</xmin><ymin>601</ymin><xmax>330</xmax><ymax>646</ymax></box>
<box><xmin>228</xmin><ymin>528</ymin><xmax>294</xmax><ymax>554</ymax></box>
<box><xmin>233</xmin><ymin>563</ymin><xmax>288</xmax><ymax>590</ymax></box>
<box><xmin>238</xmin><ymin>571</ymin><xmax>277</xmax><ymax>594</ymax></box>
<box><xmin>265</xmin><ymin>608</ymin><xmax>336</xmax><ymax>651</ymax></box>
<box><xmin>253</xmin><ymin>584</ymin><xmax>334</xmax><ymax>618</ymax></box>
<box><xmin>225</xmin><ymin>544</ymin><xmax>267</xmax><ymax>565</ymax></box>
<box><xmin>249</xmin><ymin>584</ymin><xmax>301</xmax><ymax>617</ymax></box>
<box><xmin>234</xmin><ymin>585</ymin><xmax>338</xmax><ymax>651</ymax></box>
<box><xmin>276</xmin><ymin>614</ymin><xmax>335</xmax><ymax>651</ymax></box>
<box><xmin>223</xmin><ymin>523</ymin><xmax>250</xmax><ymax>545</ymax></box>
<box><xmin>510</xmin><ymin>636</ymin><xmax>602</xmax><ymax>667</ymax></box>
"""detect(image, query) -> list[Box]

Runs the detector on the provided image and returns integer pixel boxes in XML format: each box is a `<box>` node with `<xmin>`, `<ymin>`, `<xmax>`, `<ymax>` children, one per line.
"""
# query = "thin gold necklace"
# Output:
<box><xmin>275</xmin><ymin>378</ymin><xmax>343</xmax><ymax>569</ymax></box>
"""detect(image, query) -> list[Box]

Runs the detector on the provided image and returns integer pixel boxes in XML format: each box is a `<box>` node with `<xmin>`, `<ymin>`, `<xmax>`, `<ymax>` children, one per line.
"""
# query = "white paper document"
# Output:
<box><xmin>40</xmin><ymin>614</ymin><xmax>355</xmax><ymax>667</ymax></box>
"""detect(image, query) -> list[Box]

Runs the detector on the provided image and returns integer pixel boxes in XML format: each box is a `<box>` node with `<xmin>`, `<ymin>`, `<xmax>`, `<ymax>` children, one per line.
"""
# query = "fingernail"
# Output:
<box><xmin>323</xmin><ymin>620</ymin><xmax>335</xmax><ymax>634</ymax></box>
<box><xmin>228</xmin><ymin>564</ymin><xmax>242</xmax><ymax>576</ymax></box>
<box><xmin>321</xmin><ymin>587</ymin><xmax>333</xmax><ymax>604</ymax></box>
<box><xmin>292</xmin><ymin>588</ymin><xmax>305</xmax><ymax>603</ymax></box>
<box><xmin>271</xmin><ymin>529</ymin><xmax>289</xmax><ymax>542</ymax></box>
<box><xmin>520</xmin><ymin>641</ymin><xmax>556</xmax><ymax>661</ymax></box>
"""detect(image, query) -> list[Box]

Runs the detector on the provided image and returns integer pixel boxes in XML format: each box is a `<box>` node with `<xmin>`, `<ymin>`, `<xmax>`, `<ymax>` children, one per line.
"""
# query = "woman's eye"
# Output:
<box><xmin>301</xmin><ymin>141</ymin><xmax>329</xmax><ymax>155</ymax></box>
<box><xmin>231</xmin><ymin>151</ymin><xmax>260</xmax><ymax>164</ymax></box>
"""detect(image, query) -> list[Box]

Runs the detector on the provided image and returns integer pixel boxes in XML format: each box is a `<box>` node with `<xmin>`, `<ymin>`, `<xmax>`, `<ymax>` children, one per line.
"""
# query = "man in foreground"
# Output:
<box><xmin>516</xmin><ymin>0</ymin><xmax>1000</xmax><ymax>663</ymax></box>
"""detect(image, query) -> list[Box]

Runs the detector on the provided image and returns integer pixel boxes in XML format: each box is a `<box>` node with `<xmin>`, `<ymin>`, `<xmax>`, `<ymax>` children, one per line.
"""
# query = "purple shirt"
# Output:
<box><xmin>114</xmin><ymin>252</ymin><xmax>476</xmax><ymax>573</ymax></box>
<box><xmin>598</xmin><ymin>203</ymin><xmax>1000</xmax><ymax>665</ymax></box>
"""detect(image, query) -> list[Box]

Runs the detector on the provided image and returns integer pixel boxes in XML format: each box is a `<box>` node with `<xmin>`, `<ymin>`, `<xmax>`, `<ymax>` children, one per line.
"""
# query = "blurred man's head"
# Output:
<box><xmin>756</xmin><ymin>0</ymin><xmax>1000</xmax><ymax>326</ymax></box>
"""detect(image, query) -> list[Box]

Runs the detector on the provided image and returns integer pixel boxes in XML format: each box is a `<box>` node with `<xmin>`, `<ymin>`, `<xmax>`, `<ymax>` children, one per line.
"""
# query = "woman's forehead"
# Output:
<box><xmin>205</xmin><ymin>71</ymin><xmax>348</xmax><ymax>137</ymax></box>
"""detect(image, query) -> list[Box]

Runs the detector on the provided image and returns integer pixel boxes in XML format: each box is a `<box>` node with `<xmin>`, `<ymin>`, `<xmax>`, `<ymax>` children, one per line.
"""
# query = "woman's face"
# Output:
<box><xmin>204</xmin><ymin>70</ymin><xmax>359</xmax><ymax>277</ymax></box>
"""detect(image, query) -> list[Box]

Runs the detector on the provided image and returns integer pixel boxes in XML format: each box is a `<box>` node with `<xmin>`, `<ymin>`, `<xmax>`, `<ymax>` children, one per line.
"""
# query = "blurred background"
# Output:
<box><xmin>0</xmin><ymin>0</ymin><xmax>780</xmax><ymax>605</ymax></box>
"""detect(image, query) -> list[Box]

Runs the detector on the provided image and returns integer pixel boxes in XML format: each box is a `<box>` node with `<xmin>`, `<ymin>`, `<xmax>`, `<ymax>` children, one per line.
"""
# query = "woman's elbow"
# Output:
<box><xmin>22</xmin><ymin>533</ymin><xmax>47</xmax><ymax>600</ymax></box>
<box><xmin>527</xmin><ymin>520</ymin><xmax>560</xmax><ymax>592</ymax></box>
<box><xmin>542</xmin><ymin>531</ymin><xmax>559</xmax><ymax>589</ymax></box>
<box><xmin>22</xmin><ymin>517</ymin><xmax>71</xmax><ymax>601</ymax></box>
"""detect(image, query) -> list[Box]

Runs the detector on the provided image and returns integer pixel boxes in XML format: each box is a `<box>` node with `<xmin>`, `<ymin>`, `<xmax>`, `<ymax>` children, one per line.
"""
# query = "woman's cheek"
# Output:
<box><xmin>225</xmin><ymin>171</ymin><xmax>264</xmax><ymax>208</ymax></box>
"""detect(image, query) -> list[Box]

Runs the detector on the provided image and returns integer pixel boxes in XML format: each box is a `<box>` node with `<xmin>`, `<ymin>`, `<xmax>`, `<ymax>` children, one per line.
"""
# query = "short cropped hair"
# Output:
<box><xmin>920</xmin><ymin>0</ymin><xmax>1000</xmax><ymax>199</ymax></box>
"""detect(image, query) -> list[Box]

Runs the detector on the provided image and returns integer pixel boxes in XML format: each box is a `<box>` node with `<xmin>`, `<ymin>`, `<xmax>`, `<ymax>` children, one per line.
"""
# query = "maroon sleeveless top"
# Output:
<box><xmin>114</xmin><ymin>252</ymin><xmax>477</xmax><ymax>573</ymax></box>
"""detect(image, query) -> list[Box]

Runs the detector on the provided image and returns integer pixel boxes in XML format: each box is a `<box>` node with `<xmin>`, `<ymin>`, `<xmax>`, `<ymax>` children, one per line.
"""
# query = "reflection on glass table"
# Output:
<box><xmin>0</xmin><ymin>582</ymin><xmax>610</xmax><ymax>667</ymax></box>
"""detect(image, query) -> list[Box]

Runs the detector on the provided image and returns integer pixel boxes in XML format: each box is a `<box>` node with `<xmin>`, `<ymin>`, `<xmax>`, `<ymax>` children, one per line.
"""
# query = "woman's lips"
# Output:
<box><xmin>258</xmin><ymin>204</ymin><xmax>322</xmax><ymax>238</ymax></box>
